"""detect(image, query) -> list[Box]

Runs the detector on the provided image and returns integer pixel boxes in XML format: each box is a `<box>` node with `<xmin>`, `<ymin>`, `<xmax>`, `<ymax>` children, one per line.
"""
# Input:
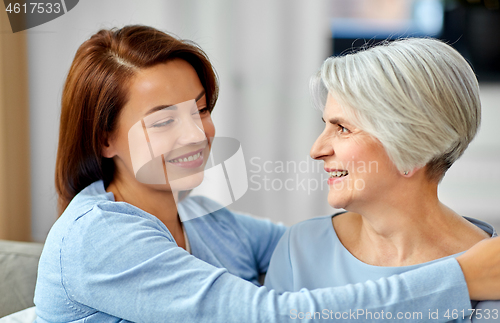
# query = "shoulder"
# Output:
<box><xmin>61</xmin><ymin>181</ymin><xmax>165</xmax><ymax>232</ymax></box>
<box><xmin>277</xmin><ymin>213</ymin><xmax>346</xmax><ymax>259</ymax></box>
<box><xmin>38</xmin><ymin>182</ymin><xmax>176</xmax><ymax>307</ymax></box>
<box><xmin>54</xmin><ymin>197</ymin><xmax>177</xmax><ymax>286</ymax></box>
<box><xmin>286</xmin><ymin>214</ymin><xmax>336</xmax><ymax>238</ymax></box>
<box><xmin>464</xmin><ymin>216</ymin><xmax>498</xmax><ymax>237</ymax></box>
<box><xmin>63</xmin><ymin>180</ymin><xmax>115</xmax><ymax>216</ymax></box>
<box><xmin>58</xmin><ymin>202</ymin><xmax>175</xmax><ymax>275</ymax></box>
<box><xmin>65</xmin><ymin>202</ymin><xmax>169</xmax><ymax>243</ymax></box>
<box><xmin>264</xmin><ymin>215</ymin><xmax>336</xmax><ymax>292</ymax></box>
<box><xmin>269</xmin><ymin>214</ymin><xmax>337</xmax><ymax>255</ymax></box>
<box><xmin>45</xmin><ymin>181</ymin><xmax>171</xmax><ymax>259</ymax></box>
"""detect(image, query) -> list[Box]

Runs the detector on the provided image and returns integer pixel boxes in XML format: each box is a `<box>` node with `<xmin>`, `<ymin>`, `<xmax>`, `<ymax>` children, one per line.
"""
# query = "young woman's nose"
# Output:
<box><xmin>177</xmin><ymin>114</ymin><xmax>207</xmax><ymax>145</ymax></box>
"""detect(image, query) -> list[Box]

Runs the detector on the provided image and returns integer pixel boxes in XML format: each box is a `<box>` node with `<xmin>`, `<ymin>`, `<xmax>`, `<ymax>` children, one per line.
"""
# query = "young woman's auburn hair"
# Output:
<box><xmin>55</xmin><ymin>25</ymin><xmax>219</xmax><ymax>214</ymax></box>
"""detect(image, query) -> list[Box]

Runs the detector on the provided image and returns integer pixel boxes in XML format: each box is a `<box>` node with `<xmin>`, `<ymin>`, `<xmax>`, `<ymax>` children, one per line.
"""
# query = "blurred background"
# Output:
<box><xmin>0</xmin><ymin>0</ymin><xmax>498</xmax><ymax>242</ymax></box>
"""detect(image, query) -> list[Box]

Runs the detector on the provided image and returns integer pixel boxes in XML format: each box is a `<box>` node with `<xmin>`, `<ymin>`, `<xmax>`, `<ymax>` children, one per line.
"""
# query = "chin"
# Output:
<box><xmin>168</xmin><ymin>171</ymin><xmax>205</xmax><ymax>192</ymax></box>
<box><xmin>327</xmin><ymin>192</ymin><xmax>349</xmax><ymax>210</ymax></box>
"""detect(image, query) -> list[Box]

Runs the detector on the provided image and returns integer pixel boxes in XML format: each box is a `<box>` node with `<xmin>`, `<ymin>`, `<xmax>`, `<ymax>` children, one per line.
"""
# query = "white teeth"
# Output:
<box><xmin>169</xmin><ymin>152</ymin><xmax>201</xmax><ymax>163</ymax></box>
<box><xmin>329</xmin><ymin>170</ymin><xmax>348</xmax><ymax>177</ymax></box>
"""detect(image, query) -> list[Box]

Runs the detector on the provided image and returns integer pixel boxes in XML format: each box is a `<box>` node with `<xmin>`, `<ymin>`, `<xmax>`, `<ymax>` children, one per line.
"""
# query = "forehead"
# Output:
<box><xmin>127</xmin><ymin>60</ymin><xmax>203</xmax><ymax>111</ymax></box>
<box><xmin>323</xmin><ymin>93</ymin><xmax>344</xmax><ymax>117</ymax></box>
<box><xmin>132</xmin><ymin>60</ymin><xmax>203</xmax><ymax>100</ymax></box>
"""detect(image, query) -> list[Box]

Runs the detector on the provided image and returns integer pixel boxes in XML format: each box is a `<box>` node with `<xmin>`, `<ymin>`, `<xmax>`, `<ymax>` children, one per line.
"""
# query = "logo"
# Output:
<box><xmin>3</xmin><ymin>0</ymin><xmax>79</xmax><ymax>33</ymax></box>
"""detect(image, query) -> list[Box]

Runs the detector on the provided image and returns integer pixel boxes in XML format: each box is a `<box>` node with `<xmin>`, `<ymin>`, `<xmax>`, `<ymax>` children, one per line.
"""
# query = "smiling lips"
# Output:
<box><xmin>325</xmin><ymin>168</ymin><xmax>349</xmax><ymax>177</ymax></box>
<box><xmin>167</xmin><ymin>148</ymin><xmax>205</xmax><ymax>168</ymax></box>
<box><xmin>325</xmin><ymin>168</ymin><xmax>349</xmax><ymax>185</ymax></box>
<box><xmin>330</xmin><ymin>170</ymin><xmax>348</xmax><ymax>178</ymax></box>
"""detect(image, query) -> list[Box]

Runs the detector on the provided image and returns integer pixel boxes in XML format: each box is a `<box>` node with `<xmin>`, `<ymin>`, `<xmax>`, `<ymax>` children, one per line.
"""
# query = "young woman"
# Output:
<box><xmin>265</xmin><ymin>38</ymin><xmax>500</xmax><ymax>322</ymax></box>
<box><xmin>34</xmin><ymin>26</ymin><xmax>500</xmax><ymax>322</ymax></box>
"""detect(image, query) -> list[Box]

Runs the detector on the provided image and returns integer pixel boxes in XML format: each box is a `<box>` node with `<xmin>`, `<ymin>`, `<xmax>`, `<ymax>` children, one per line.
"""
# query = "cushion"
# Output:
<box><xmin>0</xmin><ymin>240</ymin><xmax>43</xmax><ymax>318</ymax></box>
<box><xmin>0</xmin><ymin>307</ymin><xmax>36</xmax><ymax>322</ymax></box>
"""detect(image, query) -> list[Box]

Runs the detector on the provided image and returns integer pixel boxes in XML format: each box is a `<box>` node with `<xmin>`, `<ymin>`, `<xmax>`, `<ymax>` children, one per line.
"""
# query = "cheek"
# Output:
<box><xmin>336</xmin><ymin>141</ymin><xmax>366</xmax><ymax>165</ymax></box>
<box><xmin>360</xmin><ymin>144</ymin><xmax>395</xmax><ymax>178</ymax></box>
<box><xmin>203</xmin><ymin>116</ymin><xmax>215</xmax><ymax>139</ymax></box>
<box><xmin>147</xmin><ymin>131</ymin><xmax>178</xmax><ymax>157</ymax></box>
<box><xmin>118</xmin><ymin>127</ymin><xmax>134</xmax><ymax>160</ymax></box>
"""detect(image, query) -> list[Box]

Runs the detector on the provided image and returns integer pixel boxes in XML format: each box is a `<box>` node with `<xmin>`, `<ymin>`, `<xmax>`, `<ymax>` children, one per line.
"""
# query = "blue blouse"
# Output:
<box><xmin>265</xmin><ymin>214</ymin><xmax>499</xmax><ymax>322</ymax></box>
<box><xmin>34</xmin><ymin>181</ymin><xmax>473</xmax><ymax>322</ymax></box>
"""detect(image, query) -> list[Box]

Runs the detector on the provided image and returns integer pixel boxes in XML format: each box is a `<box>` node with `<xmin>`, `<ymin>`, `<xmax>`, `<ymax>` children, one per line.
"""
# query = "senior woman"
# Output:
<box><xmin>265</xmin><ymin>38</ymin><xmax>499</xmax><ymax>321</ymax></box>
<box><xmin>34</xmin><ymin>27</ymin><xmax>500</xmax><ymax>323</ymax></box>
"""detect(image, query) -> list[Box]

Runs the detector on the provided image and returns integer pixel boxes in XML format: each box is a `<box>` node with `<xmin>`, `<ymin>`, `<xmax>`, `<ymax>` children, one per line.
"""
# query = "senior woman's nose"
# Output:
<box><xmin>310</xmin><ymin>131</ymin><xmax>333</xmax><ymax>160</ymax></box>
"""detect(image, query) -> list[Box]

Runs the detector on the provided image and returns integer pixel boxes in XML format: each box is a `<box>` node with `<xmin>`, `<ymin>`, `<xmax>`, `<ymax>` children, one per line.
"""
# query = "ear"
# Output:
<box><xmin>101</xmin><ymin>134</ymin><xmax>117</xmax><ymax>158</ymax></box>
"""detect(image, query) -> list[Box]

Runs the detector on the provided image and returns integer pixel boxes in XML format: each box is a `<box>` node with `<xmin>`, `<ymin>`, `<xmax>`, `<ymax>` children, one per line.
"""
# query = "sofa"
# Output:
<box><xmin>0</xmin><ymin>240</ymin><xmax>43</xmax><ymax>318</ymax></box>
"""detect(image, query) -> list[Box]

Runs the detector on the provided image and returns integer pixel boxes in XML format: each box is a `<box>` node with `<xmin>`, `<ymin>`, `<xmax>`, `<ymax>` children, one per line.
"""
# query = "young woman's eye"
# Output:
<box><xmin>151</xmin><ymin>119</ymin><xmax>174</xmax><ymax>128</ymax></box>
<box><xmin>196</xmin><ymin>107</ymin><xmax>210</xmax><ymax>115</ymax></box>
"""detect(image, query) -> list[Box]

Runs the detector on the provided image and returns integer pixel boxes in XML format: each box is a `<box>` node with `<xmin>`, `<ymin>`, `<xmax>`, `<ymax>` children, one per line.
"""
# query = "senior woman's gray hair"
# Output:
<box><xmin>311</xmin><ymin>37</ymin><xmax>480</xmax><ymax>182</ymax></box>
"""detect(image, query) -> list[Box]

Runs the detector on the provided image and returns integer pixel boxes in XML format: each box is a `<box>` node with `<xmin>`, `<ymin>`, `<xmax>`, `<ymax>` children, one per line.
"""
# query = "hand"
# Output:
<box><xmin>456</xmin><ymin>236</ymin><xmax>500</xmax><ymax>300</ymax></box>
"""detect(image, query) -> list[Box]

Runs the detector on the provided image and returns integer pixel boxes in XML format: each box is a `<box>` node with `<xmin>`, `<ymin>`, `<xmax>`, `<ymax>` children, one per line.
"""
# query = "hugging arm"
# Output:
<box><xmin>456</xmin><ymin>236</ymin><xmax>500</xmax><ymax>300</ymax></box>
<box><xmin>459</xmin><ymin>237</ymin><xmax>500</xmax><ymax>322</ymax></box>
<box><xmin>38</xmin><ymin>207</ymin><xmax>500</xmax><ymax>323</ymax></box>
<box><xmin>264</xmin><ymin>227</ymin><xmax>500</xmax><ymax>322</ymax></box>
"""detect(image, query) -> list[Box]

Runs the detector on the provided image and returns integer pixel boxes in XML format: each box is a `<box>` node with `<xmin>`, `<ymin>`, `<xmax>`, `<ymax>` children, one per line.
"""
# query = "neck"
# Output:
<box><xmin>340</xmin><ymin>173</ymin><xmax>489</xmax><ymax>266</ymax></box>
<box><xmin>355</xmin><ymin>180</ymin><xmax>441</xmax><ymax>239</ymax></box>
<box><xmin>106</xmin><ymin>170</ymin><xmax>186</xmax><ymax>249</ymax></box>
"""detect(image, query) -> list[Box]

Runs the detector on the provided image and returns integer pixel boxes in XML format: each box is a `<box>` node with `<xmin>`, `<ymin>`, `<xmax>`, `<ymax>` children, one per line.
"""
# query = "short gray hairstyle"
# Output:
<box><xmin>311</xmin><ymin>38</ymin><xmax>481</xmax><ymax>182</ymax></box>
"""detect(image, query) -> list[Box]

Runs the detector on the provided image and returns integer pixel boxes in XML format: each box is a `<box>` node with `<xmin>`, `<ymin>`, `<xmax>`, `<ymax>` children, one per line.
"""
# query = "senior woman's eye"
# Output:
<box><xmin>338</xmin><ymin>125</ymin><xmax>350</xmax><ymax>134</ymax></box>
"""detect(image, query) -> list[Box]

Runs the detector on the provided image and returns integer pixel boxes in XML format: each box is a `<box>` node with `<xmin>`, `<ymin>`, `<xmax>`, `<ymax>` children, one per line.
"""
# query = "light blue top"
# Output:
<box><xmin>265</xmin><ymin>214</ymin><xmax>499</xmax><ymax>322</ymax></box>
<box><xmin>35</xmin><ymin>181</ymin><xmax>473</xmax><ymax>322</ymax></box>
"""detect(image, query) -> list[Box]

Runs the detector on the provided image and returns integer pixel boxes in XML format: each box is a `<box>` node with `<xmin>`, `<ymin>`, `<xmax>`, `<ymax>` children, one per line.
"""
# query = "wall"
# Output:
<box><xmin>26</xmin><ymin>0</ymin><xmax>499</xmax><ymax>242</ymax></box>
<box><xmin>439</xmin><ymin>84</ymin><xmax>500</xmax><ymax>230</ymax></box>
<box><xmin>0</xmin><ymin>8</ymin><xmax>31</xmax><ymax>241</ymax></box>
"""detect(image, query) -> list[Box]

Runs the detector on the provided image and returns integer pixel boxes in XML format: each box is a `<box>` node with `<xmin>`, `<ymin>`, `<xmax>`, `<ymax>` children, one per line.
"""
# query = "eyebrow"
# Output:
<box><xmin>322</xmin><ymin>117</ymin><xmax>347</xmax><ymax>125</ymax></box>
<box><xmin>144</xmin><ymin>90</ymin><xmax>206</xmax><ymax>116</ymax></box>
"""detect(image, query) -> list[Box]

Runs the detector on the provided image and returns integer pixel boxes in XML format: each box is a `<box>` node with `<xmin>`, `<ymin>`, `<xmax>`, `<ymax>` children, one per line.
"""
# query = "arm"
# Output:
<box><xmin>58</xmin><ymin>207</ymin><xmax>478</xmax><ymax>323</ymax></box>
<box><xmin>464</xmin><ymin>237</ymin><xmax>500</xmax><ymax>322</ymax></box>
<box><xmin>456</xmin><ymin>236</ymin><xmax>500</xmax><ymax>300</ymax></box>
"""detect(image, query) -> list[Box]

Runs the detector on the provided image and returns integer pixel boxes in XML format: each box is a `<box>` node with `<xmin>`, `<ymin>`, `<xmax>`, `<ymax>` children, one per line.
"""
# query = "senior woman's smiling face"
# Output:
<box><xmin>310</xmin><ymin>93</ymin><xmax>402</xmax><ymax>211</ymax></box>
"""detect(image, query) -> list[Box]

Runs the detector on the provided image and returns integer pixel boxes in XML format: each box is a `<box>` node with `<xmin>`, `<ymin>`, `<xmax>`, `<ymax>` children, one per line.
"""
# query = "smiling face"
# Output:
<box><xmin>104</xmin><ymin>59</ymin><xmax>215</xmax><ymax>193</ymax></box>
<box><xmin>310</xmin><ymin>93</ymin><xmax>401</xmax><ymax>211</ymax></box>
